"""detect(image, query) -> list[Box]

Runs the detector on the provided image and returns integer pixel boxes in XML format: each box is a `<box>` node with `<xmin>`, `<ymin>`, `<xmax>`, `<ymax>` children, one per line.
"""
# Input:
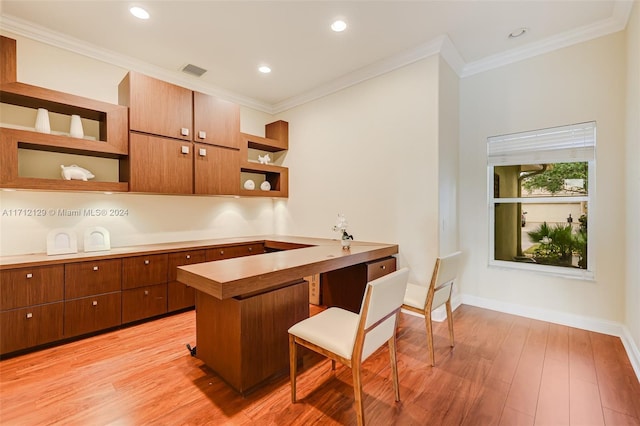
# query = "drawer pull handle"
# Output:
<box><xmin>181</xmin><ymin>127</ymin><xmax>190</xmax><ymax>137</ymax></box>
<box><xmin>26</xmin><ymin>312</ymin><xmax>33</xmax><ymax>319</ymax></box>
<box><xmin>248</xmin><ymin>247</ymin><xmax>253</xmax><ymax>252</ymax></box>
<box><xmin>93</xmin><ymin>266</ymin><xmax>99</xmax><ymax>271</ymax></box>
<box><xmin>92</xmin><ymin>300</ymin><xmax>98</xmax><ymax>306</ymax></box>
<box><xmin>144</xmin><ymin>260</ymin><xmax>150</xmax><ymax>265</ymax></box>
<box><xmin>186</xmin><ymin>255</ymin><xmax>191</xmax><ymax>259</ymax></box>
<box><xmin>381</xmin><ymin>265</ymin><xmax>386</xmax><ymax>270</ymax></box>
<box><xmin>220</xmin><ymin>250</ymin><xmax>224</xmax><ymax>255</ymax></box>
<box><xmin>26</xmin><ymin>273</ymin><xmax>33</xmax><ymax>279</ymax></box>
<box><xmin>144</xmin><ymin>290</ymin><xmax>149</xmax><ymax>296</ymax></box>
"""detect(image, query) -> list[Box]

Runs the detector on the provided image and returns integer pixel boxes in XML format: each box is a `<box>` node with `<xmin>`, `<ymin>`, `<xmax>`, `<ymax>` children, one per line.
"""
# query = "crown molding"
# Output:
<box><xmin>0</xmin><ymin>14</ymin><xmax>274</xmax><ymax>113</ymax></box>
<box><xmin>461</xmin><ymin>0</ymin><xmax>634</xmax><ymax>78</ymax></box>
<box><xmin>271</xmin><ymin>35</ymin><xmax>463</xmax><ymax>113</ymax></box>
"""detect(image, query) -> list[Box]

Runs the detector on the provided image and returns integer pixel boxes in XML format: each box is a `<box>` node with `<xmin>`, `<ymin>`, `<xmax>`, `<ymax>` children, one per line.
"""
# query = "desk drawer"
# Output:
<box><xmin>0</xmin><ymin>265</ymin><xmax>64</xmax><ymax>311</ymax></box>
<box><xmin>167</xmin><ymin>250</ymin><xmax>206</xmax><ymax>281</ymax></box>
<box><xmin>0</xmin><ymin>302</ymin><xmax>64</xmax><ymax>354</ymax></box>
<box><xmin>367</xmin><ymin>257</ymin><xmax>397</xmax><ymax>282</ymax></box>
<box><xmin>122</xmin><ymin>254</ymin><xmax>168</xmax><ymax>290</ymax></box>
<box><xmin>122</xmin><ymin>283</ymin><xmax>167</xmax><ymax>323</ymax></box>
<box><xmin>65</xmin><ymin>259</ymin><xmax>122</xmax><ymax>299</ymax></box>
<box><xmin>64</xmin><ymin>292</ymin><xmax>122</xmax><ymax>338</ymax></box>
<box><xmin>205</xmin><ymin>243</ymin><xmax>264</xmax><ymax>261</ymax></box>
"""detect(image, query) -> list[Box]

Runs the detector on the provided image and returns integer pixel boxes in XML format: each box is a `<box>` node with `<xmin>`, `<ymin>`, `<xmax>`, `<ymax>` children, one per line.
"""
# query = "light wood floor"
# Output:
<box><xmin>1</xmin><ymin>304</ymin><xmax>639</xmax><ymax>425</ymax></box>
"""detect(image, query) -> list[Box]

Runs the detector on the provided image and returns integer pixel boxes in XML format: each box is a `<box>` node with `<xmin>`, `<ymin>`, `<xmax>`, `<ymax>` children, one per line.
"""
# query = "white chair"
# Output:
<box><xmin>288</xmin><ymin>267</ymin><xmax>410</xmax><ymax>426</ymax></box>
<box><xmin>402</xmin><ymin>251</ymin><xmax>462</xmax><ymax>366</ymax></box>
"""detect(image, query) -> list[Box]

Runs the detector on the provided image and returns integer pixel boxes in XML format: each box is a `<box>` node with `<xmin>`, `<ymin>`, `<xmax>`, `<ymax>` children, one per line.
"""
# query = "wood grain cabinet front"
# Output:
<box><xmin>167</xmin><ymin>250</ymin><xmax>206</xmax><ymax>312</ymax></box>
<box><xmin>65</xmin><ymin>259</ymin><xmax>121</xmax><ymax>299</ymax></box>
<box><xmin>121</xmin><ymin>253</ymin><xmax>168</xmax><ymax>290</ymax></box>
<box><xmin>127</xmin><ymin>133</ymin><xmax>194</xmax><ymax>194</ymax></box>
<box><xmin>205</xmin><ymin>243</ymin><xmax>265</xmax><ymax>261</ymax></box>
<box><xmin>0</xmin><ymin>302</ymin><xmax>64</xmax><ymax>354</ymax></box>
<box><xmin>119</xmin><ymin>71</ymin><xmax>192</xmax><ymax>141</ymax></box>
<box><xmin>194</xmin><ymin>143</ymin><xmax>240</xmax><ymax>196</ymax></box>
<box><xmin>193</xmin><ymin>92</ymin><xmax>240</xmax><ymax>149</ymax></box>
<box><xmin>0</xmin><ymin>265</ymin><xmax>64</xmax><ymax>311</ymax></box>
<box><xmin>122</xmin><ymin>283</ymin><xmax>168</xmax><ymax>324</ymax></box>
<box><xmin>64</xmin><ymin>292</ymin><xmax>121</xmax><ymax>338</ymax></box>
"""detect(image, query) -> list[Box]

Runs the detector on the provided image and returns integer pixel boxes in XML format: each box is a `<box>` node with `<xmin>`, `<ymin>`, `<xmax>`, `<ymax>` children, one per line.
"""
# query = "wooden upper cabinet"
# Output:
<box><xmin>127</xmin><ymin>133</ymin><xmax>193</xmax><ymax>194</ymax></box>
<box><xmin>194</xmin><ymin>143</ymin><xmax>239</xmax><ymax>196</ymax></box>
<box><xmin>193</xmin><ymin>92</ymin><xmax>240</xmax><ymax>149</ymax></box>
<box><xmin>119</xmin><ymin>71</ymin><xmax>192</xmax><ymax>141</ymax></box>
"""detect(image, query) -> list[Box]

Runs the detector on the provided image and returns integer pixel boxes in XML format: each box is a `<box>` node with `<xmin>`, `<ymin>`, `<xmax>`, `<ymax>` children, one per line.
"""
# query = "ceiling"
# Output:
<box><xmin>0</xmin><ymin>1</ymin><xmax>633</xmax><ymax>113</ymax></box>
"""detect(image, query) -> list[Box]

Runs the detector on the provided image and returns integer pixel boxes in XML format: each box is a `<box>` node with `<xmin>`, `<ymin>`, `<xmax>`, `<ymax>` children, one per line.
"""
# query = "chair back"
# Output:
<box><xmin>429</xmin><ymin>251</ymin><xmax>462</xmax><ymax>311</ymax></box>
<box><xmin>356</xmin><ymin>267</ymin><xmax>409</xmax><ymax>361</ymax></box>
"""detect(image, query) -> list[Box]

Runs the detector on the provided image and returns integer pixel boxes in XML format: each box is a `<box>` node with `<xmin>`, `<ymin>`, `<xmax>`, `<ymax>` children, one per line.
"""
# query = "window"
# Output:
<box><xmin>487</xmin><ymin>122</ymin><xmax>595</xmax><ymax>278</ymax></box>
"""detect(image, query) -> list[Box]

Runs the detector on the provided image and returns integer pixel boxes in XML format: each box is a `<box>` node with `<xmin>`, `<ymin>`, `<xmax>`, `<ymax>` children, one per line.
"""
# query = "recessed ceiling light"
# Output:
<box><xmin>130</xmin><ymin>6</ymin><xmax>150</xmax><ymax>20</ymax></box>
<box><xmin>508</xmin><ymin>27</ymin><xmax>528</xmax><ymax>39</ymax></box>
<box><xmin>258</xmin><ymin>65</ymin><xmax>271</xmax><ymax>74</ymax></box>
<box><xmin>331</xmin><ymin>20</ymin><xmax>347</xmax><ymax>32</ymax></box>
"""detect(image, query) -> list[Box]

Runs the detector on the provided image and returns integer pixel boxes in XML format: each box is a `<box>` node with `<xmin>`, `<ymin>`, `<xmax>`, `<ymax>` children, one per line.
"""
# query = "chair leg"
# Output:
<box><xmin>388</xmin><ymin>336</ymin><xmax>400</xmax><ymax>402</ymax></box>
<box><xmin>352</xmin><ymin>365</ymin><xmax>365</xmax><ymax>426</ymax></box>
<box><xmin>289</xmin><ymin>334</ymin><xmax>297</xmax><ymax>403</ymax></box>
<box><xmin>425</xmin><ymin>311</ymin><xmax>435</xmax><ymax>367</ymax></box>
<box><xmin>446</xmin><ymin>300</ymin><xmax>455</xmax><ymax>348</ymax></box>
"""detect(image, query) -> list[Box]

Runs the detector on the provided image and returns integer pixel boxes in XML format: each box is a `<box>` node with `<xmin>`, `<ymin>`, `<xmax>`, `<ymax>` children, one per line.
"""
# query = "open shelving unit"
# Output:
<box><xmin>239</xmin><ymin>120</ymin><xmax>289</xmax><ymax>198</ymax></box>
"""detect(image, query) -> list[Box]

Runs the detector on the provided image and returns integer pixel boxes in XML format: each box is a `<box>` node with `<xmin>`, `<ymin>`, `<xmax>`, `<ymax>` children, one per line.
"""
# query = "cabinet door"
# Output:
<box><xmin>64</xmin><ymin>292</ymin><xmax>122</xmax><ymax>338</ymax></box>
<box><xmin>122</xmin><ymin>253</ymin><xmax>168</xmax><ymax>290</ymax></box>
<box><xmin>0</xmin><ymin>265</ymin><xmax>64</xmax><ymax>311</ymax></box>
<box><xmin>194</xmin><ymin>143</ymin><xmax>240</xmax><ymax>195</ymax></box>
<box><xmin>0</xmin><ymin>302</ymin><xmax>64</xmax><ymax>354</ymax></box>
<box><xmin>205</xmin><ymin>243</ymin><xmax>264</xmax><ymax>261</ymax></box>
<box><xmin>193</xmin><ymin>92</ymin><xmax>240</xmax><ymax>149</ymax></box>
<box><xmin>119</xmin><ymin>71</ymin><xmax>192</xmax><ymax>140</ymax></box>
<box><xmin>167</xmin><ymin>250</ymin><xmax>205</xmax><ymax>312</ymax></box>
<box><xmin>122</xmin><ymin>283</ymin><xmax>167</xmax><ymax>324</ymax></box>
<box><xmin>65</xmin><ymin>259</ymin><xmax>121</xmax><ymax>299</ymax></box>
<box><xmin>128</xmin><ymin>133</ymin><xmax>193</xmax><ymax>194</ymax></box>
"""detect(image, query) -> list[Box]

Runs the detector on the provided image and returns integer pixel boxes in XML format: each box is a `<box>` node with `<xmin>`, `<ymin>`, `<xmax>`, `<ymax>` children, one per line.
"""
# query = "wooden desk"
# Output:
<box><xmin>176</xmin><ymin>236</ymin><xmax>398</xmax><ymax>395</ymax></box>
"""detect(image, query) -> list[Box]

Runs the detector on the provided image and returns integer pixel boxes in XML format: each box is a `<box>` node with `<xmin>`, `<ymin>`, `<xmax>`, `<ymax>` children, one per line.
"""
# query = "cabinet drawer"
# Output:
<box><xmin>168</xmin><ymin>281</ymin><xmax>195</xmax><ymax>312</ymax></box>
<box><xmin>366</xmin><ymin>257</ymin><xmax>397</xmax><ymax>282</ymax></box>
<box><xmin>167</xmin><ymin>250</ymin><xmax>206</xmax><ymax>281</ymax></box>
<box><xmin>0</xmin><ymin>302</ymin><xmax>64</xmax><ymax>354</ymax></box>
<box><xmin>64</xmin><ymin>292</ymin><xmax>122</xmax><ymax>338</ymax></box>
<box><xmin>121</xmin><ymin>254</ymin><xmax>168</xmax><ymax>290</ymax></box>
<box><xmin>0</xmin><ymin>265</ymin><xmax>64</xmax><ymax>311</ymax></box>
<box><xmin>65</xmin><ymin>259</ymin><xmax>122</xmax><ymax>299</ymax></box>
<box><xmin>122</xmin><ymin>283</ymin><xmax>167</xmax><ymax>324</ymax></box>
<box><xmin>205</xmin><ymin>243</ymin><xmax>265</xmax><ymax>261</ymax></box>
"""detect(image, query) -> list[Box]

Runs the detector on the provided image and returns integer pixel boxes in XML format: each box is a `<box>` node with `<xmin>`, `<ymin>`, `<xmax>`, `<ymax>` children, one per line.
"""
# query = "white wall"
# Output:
<box><xmin>276</xmin><ymin>56</ymin><xmax>442</xmax><ymax>284</ymax></box>
<box><xmin>625</xmin><ymin>3</ymin><xmax>640</xmax><ymax>362</ymax></box>
<box><xmin>459</xmin><ymin>32</ymin><xmax>627</xmax><ymax>324</ymax></box>
<box><xmin>0</xmin><ymin>32</ymin><xmax>277</xmax><ymax>256</ymax></box>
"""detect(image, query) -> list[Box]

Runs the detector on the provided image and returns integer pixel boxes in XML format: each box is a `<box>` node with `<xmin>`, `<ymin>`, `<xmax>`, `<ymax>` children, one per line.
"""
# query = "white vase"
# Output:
<box><xmin>341</xmin><ymin>239</ymin><xmax>352</xmax><ymax>249</ymax></box>
<box><xmin>35</xmin><ymin>108</ymin><xmax>51</xmax><ymax>134</ymax></box>
<box><xmin>69</xmin><ymin>115</ymin><xmax>84</xmax><ymax>139</ymax></box>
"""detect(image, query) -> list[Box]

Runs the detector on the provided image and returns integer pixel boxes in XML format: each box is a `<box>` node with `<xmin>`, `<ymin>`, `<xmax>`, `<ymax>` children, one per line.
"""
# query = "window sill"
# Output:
<box><xmin>489</xmin><ymin>259</ymin><xmax>595</xmax><ymax>281</ymax></box>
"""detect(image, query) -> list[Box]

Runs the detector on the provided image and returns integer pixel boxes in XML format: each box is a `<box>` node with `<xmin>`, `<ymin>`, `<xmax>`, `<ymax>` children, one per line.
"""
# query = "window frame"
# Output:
<box><xmin>487</xmin><ymin>123</ymin><xmax>596</xmax><ymax>280</ymax></box>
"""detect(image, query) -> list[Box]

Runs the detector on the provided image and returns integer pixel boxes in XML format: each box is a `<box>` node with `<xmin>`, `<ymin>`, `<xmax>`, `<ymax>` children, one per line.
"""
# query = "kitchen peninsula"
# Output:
<box><xmin>176</xmin><ymin>235</ymin><xmax>398</xmax><ymax>395</ymax></box>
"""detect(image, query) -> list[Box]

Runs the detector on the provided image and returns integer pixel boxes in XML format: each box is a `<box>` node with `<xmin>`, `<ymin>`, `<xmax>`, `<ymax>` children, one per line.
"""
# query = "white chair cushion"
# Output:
<box><xmin>403</xmin><ymin>282</ymin><xmax>428</xmax><ymax>310</ymax></box>
<box><xmin>288</xmin><ymin>307</ymin><xmax>359</xmax><ymax>360</ymax></box>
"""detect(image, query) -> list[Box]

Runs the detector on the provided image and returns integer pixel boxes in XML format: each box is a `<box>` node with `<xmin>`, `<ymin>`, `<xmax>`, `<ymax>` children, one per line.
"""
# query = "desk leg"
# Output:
<box><xmin>195</xmin><ymin>280</ymin><xmax>309</xmax><ymax>395</ymax></box>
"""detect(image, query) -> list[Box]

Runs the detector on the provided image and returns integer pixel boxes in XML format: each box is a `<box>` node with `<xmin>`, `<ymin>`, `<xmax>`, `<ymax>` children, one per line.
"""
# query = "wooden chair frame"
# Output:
<box><xmin>402</xmin><ymin>251</ymin><xmax>461</xmax><ymax>366</ymax></box>
<box><xmin>289</xmin><ymin>270</ymin><xmax>408</xmax><ymax>426</ymax></box>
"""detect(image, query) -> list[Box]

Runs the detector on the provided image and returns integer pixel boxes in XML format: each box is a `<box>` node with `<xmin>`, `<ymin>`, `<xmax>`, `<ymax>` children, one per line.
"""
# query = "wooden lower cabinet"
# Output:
<box><xmin>65</xmin><ymin>259</ymin><xmax>121</xmax><ymax>299</ymax></box>
<box><xmin>64</xmin><ymin>292</ymin><xmax>122</xmax><ymax>338</ymax></box>
<box><xmin>122</xmin><ymin>283</ymin><xmax>168</xmax><ymax>324</ymax></box>
<box><xmin>0</xmin><ymin>302</ymin><xmax>64</xmax><ymax>354</ymax></box>
<box><xmin>195</xmin><ymin>280</ymin><xmax>309</xmax><ymax>394</ymax></box>
<box><xmin>122</xmin><ymin>253</ymin><xmax>168</xmax><ymax>290</ymax></box>
<box><xmin>321</xmin><ymin>256</ymin><xmax>397</xmax><ymax>313</ymax></box>
<box><xmin>205</xmin><ymin>243</ymin><xmax>265</xmax><ymax>261</ymax></box>
<box><xmin>0</xmin><ymin>265</ymin><xmax>64</xmax><ymax>311</ymax></box>
<box><xmin>167</xmin><ymin>250</ymin><xmax>206</xmax><ymax>312</ymax></box>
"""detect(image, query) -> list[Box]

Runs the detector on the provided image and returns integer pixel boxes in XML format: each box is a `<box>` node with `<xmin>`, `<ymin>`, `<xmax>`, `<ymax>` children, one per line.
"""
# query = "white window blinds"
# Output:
<box><xmin>487</xmin><ymin>121</ymin><xmax>596</xmax><ymax>165</ymax></box>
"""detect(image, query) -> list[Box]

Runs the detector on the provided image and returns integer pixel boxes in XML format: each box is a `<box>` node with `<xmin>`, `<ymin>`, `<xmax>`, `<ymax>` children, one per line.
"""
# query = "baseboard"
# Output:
<box><xmin>460</xmin><ymin>294</ymin><xmax>640</xmax><ymax>381</ymax></box>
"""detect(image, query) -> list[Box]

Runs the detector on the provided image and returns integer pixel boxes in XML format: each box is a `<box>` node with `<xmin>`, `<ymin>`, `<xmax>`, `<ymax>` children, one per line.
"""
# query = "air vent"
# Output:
<box><xmin>181</xmin><ymin>64</ymin><xmax>207</xmax><ymax>77</ymax></box>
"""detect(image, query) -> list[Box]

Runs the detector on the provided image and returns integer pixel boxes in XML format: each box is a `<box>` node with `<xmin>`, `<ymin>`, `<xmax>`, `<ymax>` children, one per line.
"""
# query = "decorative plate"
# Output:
<box><xmin>46</xmin><ymin>228</ymin><xmax>78</xmax><ymax>255</ymax></box>
<box><xmin>84</xmin><ymin>226</ymin><xmax>111</xmax><ymax>252</ymax></box>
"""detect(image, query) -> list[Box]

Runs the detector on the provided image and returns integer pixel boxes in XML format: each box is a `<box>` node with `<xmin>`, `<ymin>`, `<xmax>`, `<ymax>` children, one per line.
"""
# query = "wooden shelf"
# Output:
<box><xmin>1</xmin><ymin>177</ymin><xmax>128</xmax><ymax>192</ymax></box>
<box><xmin>241</xmin><ymin>133</ymin><xmax>287</xmax><ymax>152</ymax></box>
<box><xmin>240</xmin><ymin>162</ymin><xmax>288</xmax><ymax>197</ymax></box>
